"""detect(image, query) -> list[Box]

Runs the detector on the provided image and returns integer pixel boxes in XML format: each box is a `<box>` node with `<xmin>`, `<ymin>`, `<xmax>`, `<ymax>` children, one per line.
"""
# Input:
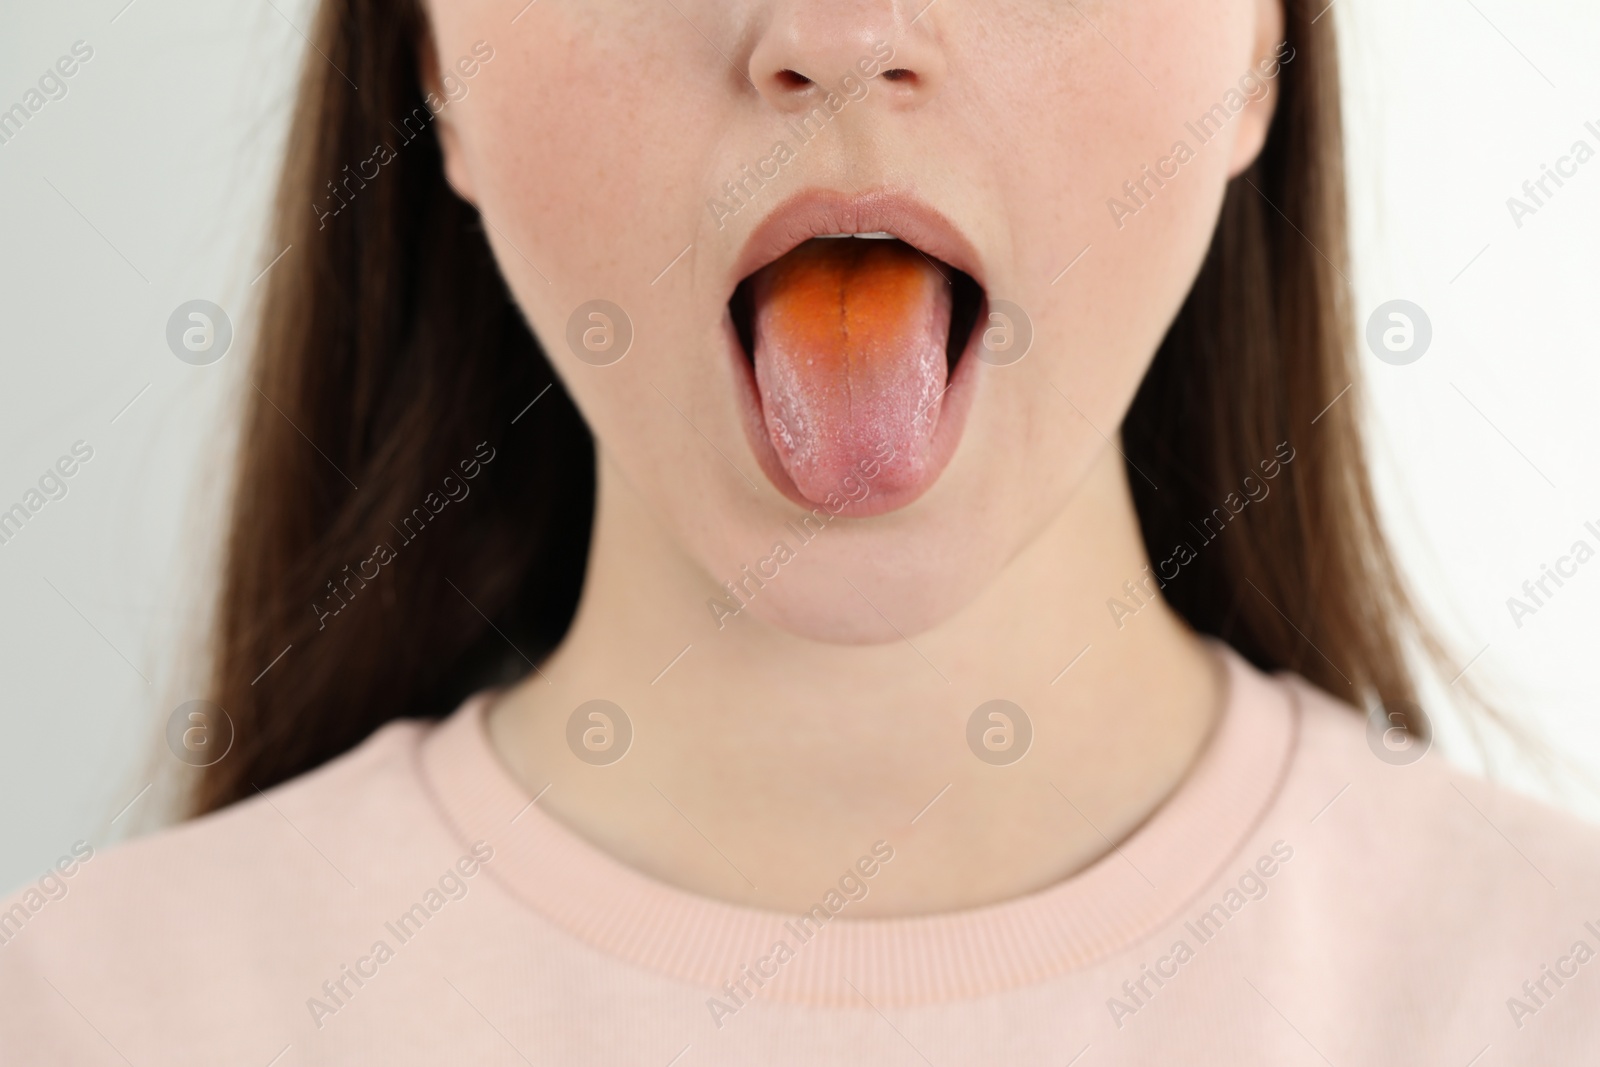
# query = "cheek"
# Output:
<box><xmin>432</xmin><ymin>3</ymin><xmax>736</xmax><ymax>487</ymax></box>
<box><xmin>965</xmin><ymin>0</ymin><xmax>1262</xmax><ymax>470</ymax></box>
<box><xmin>428</xmin><ymin>3</ymin><xmax>797</xmax><ymax>600</ymax></box>
<box><xmin>445</xmin><ymin>8</ymin><xmax>700</xmax><ymax>313</ymax></box>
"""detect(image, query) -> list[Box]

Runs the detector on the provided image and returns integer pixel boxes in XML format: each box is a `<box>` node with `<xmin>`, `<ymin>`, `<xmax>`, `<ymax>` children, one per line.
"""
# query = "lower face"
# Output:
<box><xmin>424</xmin><ymin>0</ymin><xmax>1276</xmax><ymax>642</ymax></box>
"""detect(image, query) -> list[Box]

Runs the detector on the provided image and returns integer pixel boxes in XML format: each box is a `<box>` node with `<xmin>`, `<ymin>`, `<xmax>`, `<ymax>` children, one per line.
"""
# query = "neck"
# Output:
<box><xmin>488</xmin><ymin>443</ymin><xmax>1222</xmax><ymax>915</ymax></box>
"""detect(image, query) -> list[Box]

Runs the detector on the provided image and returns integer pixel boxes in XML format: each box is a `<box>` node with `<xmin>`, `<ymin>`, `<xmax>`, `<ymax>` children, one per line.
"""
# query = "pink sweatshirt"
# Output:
<box><xmin>3</xmin><ymin>645</ymin><xmax>1598</xmax><ymax>1064</ymax></box>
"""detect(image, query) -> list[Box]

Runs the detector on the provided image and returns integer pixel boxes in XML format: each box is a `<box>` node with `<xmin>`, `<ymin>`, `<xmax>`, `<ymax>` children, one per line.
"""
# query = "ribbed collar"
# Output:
<box><xmin>417</xmin><ymin>641</ymin><xmax>1299</xmax><ymax>1006</ymax></box>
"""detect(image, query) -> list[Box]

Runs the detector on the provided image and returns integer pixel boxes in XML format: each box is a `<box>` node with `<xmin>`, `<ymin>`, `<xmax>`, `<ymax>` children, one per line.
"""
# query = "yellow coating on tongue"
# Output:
<box><xmin>753</xmin><ymin>239</ymin><xmax>943</xmax><ymax>382</ymax></box>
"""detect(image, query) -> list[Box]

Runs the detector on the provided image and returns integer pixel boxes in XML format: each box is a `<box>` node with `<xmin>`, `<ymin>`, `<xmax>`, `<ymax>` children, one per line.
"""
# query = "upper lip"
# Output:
<box><xmin>728</xmin><ymin>188</ymin><xmax>986</xmax><ymax>293</ymax></box>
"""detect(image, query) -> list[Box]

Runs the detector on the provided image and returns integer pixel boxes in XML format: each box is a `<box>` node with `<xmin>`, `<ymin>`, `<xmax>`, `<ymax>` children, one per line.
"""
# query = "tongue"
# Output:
<box><xmin>749</xmin><ymin>237</ymin><xmax>951</xmax><ymax>506</ymax></box>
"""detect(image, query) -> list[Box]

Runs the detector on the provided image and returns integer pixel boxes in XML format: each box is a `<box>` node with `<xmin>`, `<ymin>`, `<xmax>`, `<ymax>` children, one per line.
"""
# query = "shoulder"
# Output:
<box><xmin>0</xmin><ymin>717</ymin><xmax>480</xmax><ymax>1058</ymax></box>
<box><xmin>2</xmin><ymin>716</ymin><xmax>433</xmax><ymax>933</ymax></box>
<box><xmin>1280</xmin><ymin>672</ymin><xmax>1600</xmax><ymax>884</ymax></box>
<box><xmin>1254</xmin><ymin>674</ymin><xmax>1600</xmax><ymax>1055</ymax></box>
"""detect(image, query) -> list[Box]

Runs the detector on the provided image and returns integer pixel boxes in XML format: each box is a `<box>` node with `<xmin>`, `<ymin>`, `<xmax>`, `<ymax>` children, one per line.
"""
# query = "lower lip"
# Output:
<box><xmin>722</xmin><ymin>303</ymin><xmax>983</xmax><ymax>519</ymax></box>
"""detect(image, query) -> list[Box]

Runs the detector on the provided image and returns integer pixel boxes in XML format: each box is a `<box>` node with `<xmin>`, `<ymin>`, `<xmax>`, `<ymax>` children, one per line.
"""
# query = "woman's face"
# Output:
<box><xmin>424</xmin><ymin>0</ymin><xmax>1283</xmax><ymax>641</ymax></box>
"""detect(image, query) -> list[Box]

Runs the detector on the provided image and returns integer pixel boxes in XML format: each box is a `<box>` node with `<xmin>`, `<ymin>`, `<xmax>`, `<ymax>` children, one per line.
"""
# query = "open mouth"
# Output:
<box><xmin>727</xmin><ymin>221</ymin><xmax>986</xmax><ymax>514</ymax></box>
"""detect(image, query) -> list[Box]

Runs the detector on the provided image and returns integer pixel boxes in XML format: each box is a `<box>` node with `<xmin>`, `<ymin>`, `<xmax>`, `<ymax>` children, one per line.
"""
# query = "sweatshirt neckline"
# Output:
<box><xmin>417</xmin><ymin>641</ymin><xmax>1299</xmax><ymax>1007</ymax></box>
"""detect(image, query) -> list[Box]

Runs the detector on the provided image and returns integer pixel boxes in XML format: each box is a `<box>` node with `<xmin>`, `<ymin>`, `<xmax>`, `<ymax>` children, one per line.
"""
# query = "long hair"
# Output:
<box><xmin>197</xmin><ymin>0</ymin><xmax>1439</xmax><ymax>813</ymax></box>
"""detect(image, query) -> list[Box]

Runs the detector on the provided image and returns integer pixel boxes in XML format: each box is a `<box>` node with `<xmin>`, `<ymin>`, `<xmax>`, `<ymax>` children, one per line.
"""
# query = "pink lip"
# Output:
<box><xmin>722</xmin><ymin>188</ymin><xmax>986</xmax><ymax>518</ymax></box>
<box><xmin>728</xmin><ymin>188</ymin><xmax>987</xmax><ymax>298</ymax></box>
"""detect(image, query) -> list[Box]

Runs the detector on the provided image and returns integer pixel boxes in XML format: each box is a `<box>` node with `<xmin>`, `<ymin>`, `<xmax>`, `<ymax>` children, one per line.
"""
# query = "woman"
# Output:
<box><xmin>4</xmin><ymin>0</ymin><xmax>1596</xmax><ymax>1062</ymax></box>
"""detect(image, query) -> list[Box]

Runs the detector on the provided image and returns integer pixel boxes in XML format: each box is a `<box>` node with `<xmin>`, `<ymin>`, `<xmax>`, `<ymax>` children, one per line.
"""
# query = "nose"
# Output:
<box><xmin>746</xmin><ymin>1</ymin><xmax>945</xmax><ymax>111</ymax></box>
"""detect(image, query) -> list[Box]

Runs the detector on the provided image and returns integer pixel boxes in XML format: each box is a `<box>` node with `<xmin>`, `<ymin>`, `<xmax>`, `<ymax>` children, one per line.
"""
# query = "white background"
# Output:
<box><xmin>2</xmin><ymin>0</ymin><xmax>1597</xmax><ymax>894</ymax></box>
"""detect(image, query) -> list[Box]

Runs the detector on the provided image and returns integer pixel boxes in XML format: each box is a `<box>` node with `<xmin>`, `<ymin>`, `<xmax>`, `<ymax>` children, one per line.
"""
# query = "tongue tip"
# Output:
<box><xmin>780</xmin><ymin>431</ymin><xmax>933</xmax><ymax>509</ymax></box>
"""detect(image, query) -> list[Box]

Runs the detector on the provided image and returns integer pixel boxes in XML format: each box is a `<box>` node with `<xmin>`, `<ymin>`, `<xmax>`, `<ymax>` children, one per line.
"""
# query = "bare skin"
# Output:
<box><xmin>415</xmin><ymin>0</ymin><xmax>1283</xmax><ymax>916</ymax></box>
<box><xmin>487</xmin><ymin>443</ymin><xmax>1223</xmax><ymax>915</ymax></box>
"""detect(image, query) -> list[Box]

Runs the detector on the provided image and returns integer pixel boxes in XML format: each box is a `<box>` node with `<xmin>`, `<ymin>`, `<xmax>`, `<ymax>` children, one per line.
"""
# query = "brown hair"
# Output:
<box><xmin>198</xmin><ymin>0</ymin><xmax>1446</xmax><ymax>813</ymax></box>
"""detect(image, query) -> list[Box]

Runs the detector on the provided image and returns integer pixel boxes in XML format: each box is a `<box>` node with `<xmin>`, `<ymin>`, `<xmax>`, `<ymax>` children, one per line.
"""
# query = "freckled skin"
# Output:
<box><xmin>750</xmin><ymin>239</ymin><xmax>952</xmax><ymax>503</ymax></box>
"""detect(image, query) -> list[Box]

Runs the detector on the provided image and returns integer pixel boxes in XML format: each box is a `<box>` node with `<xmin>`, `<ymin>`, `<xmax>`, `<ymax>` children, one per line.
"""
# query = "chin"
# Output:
<box><xmin>695</xmin><ymin>423</ymin><xmax>1080</xmax><ymax>647</ymax></box>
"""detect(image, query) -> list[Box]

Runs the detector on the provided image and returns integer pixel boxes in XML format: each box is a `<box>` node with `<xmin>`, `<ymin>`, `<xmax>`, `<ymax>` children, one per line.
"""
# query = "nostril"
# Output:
<box><xmin>881</xmin><ymin>68</ymin><xmax>915</xmax><ymax>83</ymax></box>
<box><xmin>774</xmin><ymin>69</ymin><xmax>812</xmax><ymax>90</ymax></box>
